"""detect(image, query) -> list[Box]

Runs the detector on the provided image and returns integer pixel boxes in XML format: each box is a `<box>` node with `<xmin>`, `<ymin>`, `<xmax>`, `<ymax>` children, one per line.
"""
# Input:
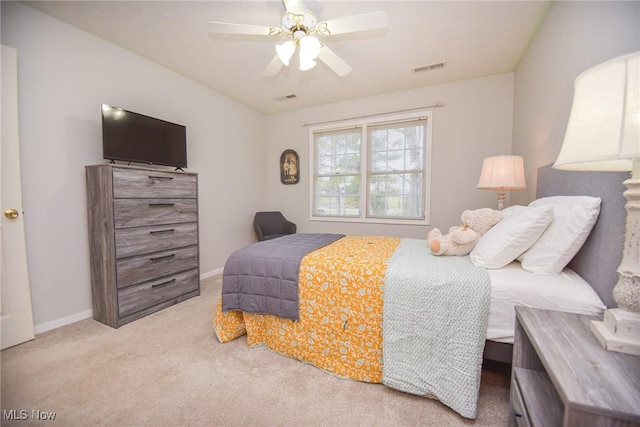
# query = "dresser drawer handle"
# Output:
<box><xmin>148</xmin><ymin>175</ymin><xmax>174</xmax><ymax>180</ymax></box>
<box><xmin>152</xmin><ymin>278</ymin><xmax>176</xmax><ymax>289</ymax></box>
<box><xmin>148</xmin><ymin>203</ymin><xmax>175</xmax><ymax>207</ymax></box>
<box><xmin>149</xmin><ymin>229</ymin><xmax>175</xmax><ymax>235</ymax></box>
<box><xmin>150</xmin><ymin>254</ymin><xmax>176</xmax><ymax>262</ymax></box>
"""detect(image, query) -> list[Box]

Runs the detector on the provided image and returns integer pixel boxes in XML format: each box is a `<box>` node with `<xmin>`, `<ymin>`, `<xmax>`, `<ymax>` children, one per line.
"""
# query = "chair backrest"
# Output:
<box><xmin>254</xmin><ymin>211</ymin><xmax>288</xmax><ymax>235</ymax></box>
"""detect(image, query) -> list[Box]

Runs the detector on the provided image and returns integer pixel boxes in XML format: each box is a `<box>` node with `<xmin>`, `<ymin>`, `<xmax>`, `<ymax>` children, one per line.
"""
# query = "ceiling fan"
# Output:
<box><xmin>208</xmin><ymin>0</ymin><xmax>388</xmax><ymax>77</ymax></box>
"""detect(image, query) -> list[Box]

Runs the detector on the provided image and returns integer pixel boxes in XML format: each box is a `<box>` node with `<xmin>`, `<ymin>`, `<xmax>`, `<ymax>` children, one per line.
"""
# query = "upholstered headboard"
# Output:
<box><xmin>536</xmin><ymin>164</ymin><xmax>628</xmax><ymax>307</ymax></box>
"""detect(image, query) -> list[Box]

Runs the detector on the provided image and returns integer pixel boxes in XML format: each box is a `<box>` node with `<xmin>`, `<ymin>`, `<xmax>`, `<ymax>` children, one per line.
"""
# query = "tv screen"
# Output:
<box><xmin>101</xmin><ymin>104</ymin><xmax>187</xmax><ymax>168</ymax></box>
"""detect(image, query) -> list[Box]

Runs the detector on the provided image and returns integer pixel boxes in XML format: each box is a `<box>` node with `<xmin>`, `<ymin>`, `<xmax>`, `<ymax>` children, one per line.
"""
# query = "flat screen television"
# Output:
<box><xmin>101</xmin><ymin>104</ymin><xmax>187</xmax><ymax>168</ymax></box>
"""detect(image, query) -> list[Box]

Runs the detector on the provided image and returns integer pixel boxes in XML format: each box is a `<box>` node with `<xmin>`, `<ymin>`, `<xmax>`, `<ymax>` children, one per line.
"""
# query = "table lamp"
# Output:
<box><xmin>477</xmin><ymin>155</ymin><xmax>526</xmax><ymax>210</ymax></box>
<box><xmin>554</xmin><ymin>51</ymin><xmax>639</xmax><ymax>355</ymax></box>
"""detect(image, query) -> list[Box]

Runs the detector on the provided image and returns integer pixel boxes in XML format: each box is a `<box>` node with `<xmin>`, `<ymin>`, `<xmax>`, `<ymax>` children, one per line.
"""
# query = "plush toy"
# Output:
<box><xmin>427</xmin><ymin>208</ymin><xmax>502</xmax><ymax>256</ymax></box>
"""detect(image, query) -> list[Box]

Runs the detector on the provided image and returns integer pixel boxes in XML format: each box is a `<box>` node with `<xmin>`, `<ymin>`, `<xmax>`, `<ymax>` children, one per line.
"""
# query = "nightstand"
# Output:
<box><xmin>511</xmin><ymin>306</ymin><xmax>640</xmax><ymax>427</ymax></box>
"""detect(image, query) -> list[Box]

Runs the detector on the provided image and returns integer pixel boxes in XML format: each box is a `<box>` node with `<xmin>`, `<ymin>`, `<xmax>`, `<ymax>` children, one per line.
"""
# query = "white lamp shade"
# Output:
<box><xmin>477</xmin><ymin>155</ymin><xmax>526</xmax><ymax>190</ymax></box>
<box><xmin>299</xmin><ymin>36</ymin><xmax>321</xmax><ymax>71</ymax></box>
<box><xmin>276</xmin><ymin>40</ymin><xmax>296</xmax><ymax>66</ymax></box>
<box><xmin>554</xmin><ymin>51</ymin><xmax>639</xmax><ymax>172</ymax></box>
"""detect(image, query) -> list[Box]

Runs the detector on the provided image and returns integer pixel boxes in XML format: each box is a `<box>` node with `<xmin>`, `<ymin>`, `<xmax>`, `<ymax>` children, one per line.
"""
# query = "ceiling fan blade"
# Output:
<box><xmin>283</xmin><ymin>0</ymin><xmax>304</xmax><ymax>14</ymax></box>
<box><xmin>264</xmin><ymin>55</ymin><xmax>285</xmax><ymax>77</ymax></box>
<box><xmin>318</xmin><ymin>11</ymin><xmax>388</xmax><ymax>36</ymax></box>
<box><xmin>208</xmin><ymin>21</ymin><xmax>278</xmax><ymax>36</ymax></box>
<box><xmin>317</xmin><ymin>46</ymin><xmax>352</xmax><ymax>77</ymax></box>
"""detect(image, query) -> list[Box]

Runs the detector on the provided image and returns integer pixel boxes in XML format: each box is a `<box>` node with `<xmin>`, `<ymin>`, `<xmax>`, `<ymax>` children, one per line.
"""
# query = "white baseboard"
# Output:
<box><xmin>33</xmin><ymin>269</ymin><xmax>223</xmax><ymax>335</ymax></box>
<box><xmin>34</xmin><ymin>309</ymin><xmax>93</xmax><ymax>335</ymax></box>
<box><xmin>200</xmin><ymin>267</ymin><xmax>223</xmax><ymax>280</ymax></box>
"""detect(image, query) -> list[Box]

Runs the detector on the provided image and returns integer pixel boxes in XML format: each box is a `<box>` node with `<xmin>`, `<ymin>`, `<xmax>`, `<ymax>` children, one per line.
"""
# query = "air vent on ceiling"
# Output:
<box><xmin>412</xmin><ymin>62</ymin><xmax>446</xmax><ymax>73</ymax></box>
<box><xmin>275</xmin><ymin>94</ymin><xmax>297</xmax><ymax>101</ymax></box>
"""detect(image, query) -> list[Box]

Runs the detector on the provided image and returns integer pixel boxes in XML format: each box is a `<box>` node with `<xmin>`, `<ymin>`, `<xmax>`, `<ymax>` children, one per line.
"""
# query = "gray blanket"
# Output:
<box><xmin>221</xmin><ymin>233</ymin><xmax>344</xmax><ymax>320</ymax></box>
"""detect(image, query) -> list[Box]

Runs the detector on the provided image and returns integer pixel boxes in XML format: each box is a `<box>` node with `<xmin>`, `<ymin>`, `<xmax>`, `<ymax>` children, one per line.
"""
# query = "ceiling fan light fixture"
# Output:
<box><xmin>299</xmin><ymin>57</ymin><xmax>317</xmax><ymax>71</ymax></box>
<box><xmin>276</xmin><ymin>40</ymin><xmax>296</xmax><ymax>66</ymax></box>
<box><xmin>209</xmin><ymin>3</ymin><xmax>389</xmax><ymax>78</ymax></box>
<box><xmin>299</xmin><ymin>35</ymin><xmax>321</xmax><ymax>70</ymax></box>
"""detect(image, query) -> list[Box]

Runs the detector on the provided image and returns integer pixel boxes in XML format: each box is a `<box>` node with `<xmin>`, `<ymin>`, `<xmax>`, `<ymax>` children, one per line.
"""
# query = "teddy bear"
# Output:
<box><xmin>427</xmin><ymin>208</ymin><xmax>503</xmax><ymax>256</ymax></box>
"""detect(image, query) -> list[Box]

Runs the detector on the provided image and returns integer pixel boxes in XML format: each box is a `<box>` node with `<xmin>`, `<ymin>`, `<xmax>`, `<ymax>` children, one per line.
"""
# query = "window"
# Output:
<box><xmin>310</xmin><ymin>111</ymin><xmax>432</xmax><ymax>225</ymax></box>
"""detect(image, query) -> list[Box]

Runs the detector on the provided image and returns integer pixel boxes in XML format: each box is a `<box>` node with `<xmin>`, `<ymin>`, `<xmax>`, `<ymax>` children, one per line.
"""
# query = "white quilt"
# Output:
<box><xmin>382</xmin><ymin>238</ymin><xmax>491</xmax><ymax>419</ymax></box>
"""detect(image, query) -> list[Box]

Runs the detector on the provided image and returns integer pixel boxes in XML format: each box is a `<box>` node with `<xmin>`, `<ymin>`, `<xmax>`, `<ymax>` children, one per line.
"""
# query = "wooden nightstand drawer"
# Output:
<box><xmin>113</xmin><ymin>198</ymin><xmax>197</xmax><ymax>228</ymax></box>
<box><xmin>512</xmin><ymin>368</ymin><xmax>562</xmax><ymax>427</ymax></box>
<box><xmin>116</xmin><ymin>246</ymin><xmax>198</xmax><ymax>288</ymax></box>
<box><xmin>118</xmin><ymin>268</ymin><xmax>199</xmax><ymax>318</ymax></box>
<box><xmin>510</xmin><ymin>378</ymin><xmax>530</xmax><ymax>427</ymax></box>
<box><xmin>115</xmin><ymin>222</ymin><xmax>197</xmax><ymax>259</ymax></box>
<box><xmin>112</xmin><ymin>168</ymin><xmax>197</xmax><ymax>198</ymax></box>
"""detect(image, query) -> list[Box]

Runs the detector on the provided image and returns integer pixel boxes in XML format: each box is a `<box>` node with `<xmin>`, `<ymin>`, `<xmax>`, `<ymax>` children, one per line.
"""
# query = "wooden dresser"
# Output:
<box><xmin>511</xmin><ymin>306</ymin><xmax>640</xmax><ymax>427</ymax></box>
<box><xmin>85</xmin><ymin>164</ymin><xmax>200</xmax><ymax>328</ymax></box>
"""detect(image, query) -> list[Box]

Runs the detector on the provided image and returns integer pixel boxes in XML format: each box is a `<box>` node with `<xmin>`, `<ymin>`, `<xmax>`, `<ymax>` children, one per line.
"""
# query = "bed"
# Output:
<box><xmin>213</xmin><ymin>165</ymin><xmax>627</xmax><ymax>419</ymax></box>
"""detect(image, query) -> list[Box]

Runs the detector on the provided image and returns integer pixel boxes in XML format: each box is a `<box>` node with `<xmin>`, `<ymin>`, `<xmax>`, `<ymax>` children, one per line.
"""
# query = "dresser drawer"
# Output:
<box><xmin>113</xmin><ymin>199</ymin><xmax>197</xmax><ymax>228</ymax></box>
<box><xmin>112</xmin><ymin>168</ymin><xmax>197</xmax><ymax>199</ymax></box>
<box><xmin>116</xmin><ymin>246</ymin><xmax>198</xmax><ymax>288</ymax></box>
<box><xmin>118</xmin><ymin>268</ymin><xmax>199</xmax><ymax>317</ymax></box>
<box><xmin>115</xmin><ymin>222</ymin><xmax>197</xmax><ymax>259</ymax></box>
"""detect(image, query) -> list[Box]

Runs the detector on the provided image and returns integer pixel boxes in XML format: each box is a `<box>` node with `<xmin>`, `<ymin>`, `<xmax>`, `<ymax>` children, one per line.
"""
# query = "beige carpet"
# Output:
<box><xmin>1</xmin><ymin>276</ymin><xmax>510</xmax><ymax>426</ymax></box>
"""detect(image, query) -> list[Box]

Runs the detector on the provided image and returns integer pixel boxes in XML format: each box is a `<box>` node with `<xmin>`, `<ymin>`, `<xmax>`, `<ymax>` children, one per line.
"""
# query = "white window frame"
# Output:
<box><xmin>309</xmin><ymin>110</ymin><xmax>432</xmax><ymax>225</ymax></box>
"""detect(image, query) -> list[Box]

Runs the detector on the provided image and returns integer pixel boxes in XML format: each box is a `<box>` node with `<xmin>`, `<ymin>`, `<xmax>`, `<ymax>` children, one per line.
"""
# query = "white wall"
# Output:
<box><xmin>512</xmin><ymin>0</ymin><xmax>640</xmax><ymax>204</ymax></box>
<box><xmin>266</xmin><ymin>73</ymin><xmax>515</xmax><ymax>235</ymax></box>
<box><xmin>1</xmin><ymin>2</ymin><xmax>267</xmax><ymax>331</ymax></box>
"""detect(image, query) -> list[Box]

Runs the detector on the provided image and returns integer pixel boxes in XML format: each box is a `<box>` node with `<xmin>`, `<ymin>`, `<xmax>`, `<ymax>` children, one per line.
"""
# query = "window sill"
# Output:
<box><xmin>310</xmin><ymin>215</ymin><xmax>430</xmax><ymax>226</ymax></box>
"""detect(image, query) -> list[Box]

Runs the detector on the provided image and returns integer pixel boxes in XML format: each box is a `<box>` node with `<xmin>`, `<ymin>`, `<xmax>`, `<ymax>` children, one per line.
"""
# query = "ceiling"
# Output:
<box><xmin>22</xmin><ymin>1</ymin><xmax>550</xmax><ymax>115</ymax></box>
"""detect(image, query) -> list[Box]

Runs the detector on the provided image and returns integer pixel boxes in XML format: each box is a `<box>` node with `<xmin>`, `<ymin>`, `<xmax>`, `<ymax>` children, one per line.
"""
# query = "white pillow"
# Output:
<box><xmin>518</xmin><ymin>196</ymin><xmax>601</xmax><ymax>275</ymax></box>
<box><xmin>470</xmin><ymin>205</ymin><xmax>554</xmax><ymax>269</ymax></box>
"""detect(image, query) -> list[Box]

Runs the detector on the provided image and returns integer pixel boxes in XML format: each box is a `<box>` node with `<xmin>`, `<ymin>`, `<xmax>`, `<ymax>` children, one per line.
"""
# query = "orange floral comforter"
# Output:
<box><xmin>213</xmin><ymin>236</ymin><xmax>400</xmax><ymax>382</ymax></box>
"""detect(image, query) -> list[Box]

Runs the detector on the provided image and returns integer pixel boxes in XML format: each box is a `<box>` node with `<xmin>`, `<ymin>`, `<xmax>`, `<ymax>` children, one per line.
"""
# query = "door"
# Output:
<box><xmin>1</xmin><ymin>45</ymin><xmax>35</xmax><ymax>349</ymax></box>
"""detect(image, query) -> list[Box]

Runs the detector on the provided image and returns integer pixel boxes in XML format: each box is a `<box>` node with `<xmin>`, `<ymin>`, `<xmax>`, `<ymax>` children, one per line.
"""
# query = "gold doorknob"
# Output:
<box><xmin>4</xmin><ymin>208</ymin><xmax>19</xmax><ymax>219</ymax></box>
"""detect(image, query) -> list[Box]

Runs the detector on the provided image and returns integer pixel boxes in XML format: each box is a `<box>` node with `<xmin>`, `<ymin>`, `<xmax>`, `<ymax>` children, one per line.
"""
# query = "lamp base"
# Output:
<box><xmin>590</xmin><ymin>308</ymin><xmax>640</xmax><ymax>356</ymax></box>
